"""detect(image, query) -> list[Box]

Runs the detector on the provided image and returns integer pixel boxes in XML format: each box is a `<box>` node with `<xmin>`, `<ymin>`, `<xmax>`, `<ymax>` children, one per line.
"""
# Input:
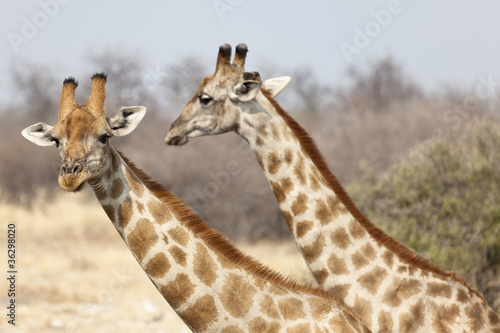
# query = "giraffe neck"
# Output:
<box><xmin>87</xmin><ymin>146</ymin><xmax>369</xmax><ymax>333</ymax></box>
<box><xmin>235</xmin><ymin>90</ymin><xmax>500</xmax><ymax>332</ymax></box>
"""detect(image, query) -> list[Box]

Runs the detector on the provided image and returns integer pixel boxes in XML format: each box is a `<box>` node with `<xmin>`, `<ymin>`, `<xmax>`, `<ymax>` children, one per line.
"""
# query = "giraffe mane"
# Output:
<box><xmin>117</xmin><ymin>151</ymin><xmax>353</xmax><ymax>308</ymax></box>
<box><xmin>260</xmin><ymin>88</ymin><xmax>485</xmax><ymax>299</ymax></box>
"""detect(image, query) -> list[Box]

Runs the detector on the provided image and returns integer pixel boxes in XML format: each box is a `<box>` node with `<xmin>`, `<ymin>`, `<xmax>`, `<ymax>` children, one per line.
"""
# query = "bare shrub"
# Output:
<box><xmin>331</xmin><ymin>56</ymin><xmax>422</xmax><ymax>113</ymax></box>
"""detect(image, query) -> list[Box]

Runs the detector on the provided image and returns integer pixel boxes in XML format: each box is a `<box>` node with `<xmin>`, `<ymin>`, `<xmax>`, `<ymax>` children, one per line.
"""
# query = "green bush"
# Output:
<box><xmin>348</xmin><ymin>116</ymin><xmax>500</xmax><ymax>310</ymax></box>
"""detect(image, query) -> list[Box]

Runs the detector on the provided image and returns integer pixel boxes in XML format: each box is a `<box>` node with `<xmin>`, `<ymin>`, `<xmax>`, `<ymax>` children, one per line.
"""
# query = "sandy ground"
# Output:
<box><xmin>0</xmin><ymin>191</ymin><xmax>315</xmax><ymax>333</ymax></box>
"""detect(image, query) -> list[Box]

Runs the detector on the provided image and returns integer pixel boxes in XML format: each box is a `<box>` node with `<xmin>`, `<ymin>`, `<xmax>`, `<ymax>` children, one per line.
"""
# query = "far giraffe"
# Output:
<box><xmin>22</xmin><ymin>73</ymin><xmax>370</xmax><ymax>332</ymax></box>
<box><xmin>164</xmin><ymin>43</ymin><xmax>500</xmax><ymax>332</ymax></box>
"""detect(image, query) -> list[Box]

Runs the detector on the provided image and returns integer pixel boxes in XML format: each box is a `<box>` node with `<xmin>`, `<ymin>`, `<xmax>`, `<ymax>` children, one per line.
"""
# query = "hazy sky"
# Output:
<box><xmin>2</xmin><ymin>0</ymin><xmax>500</xmax><ymax>106</ymax></box>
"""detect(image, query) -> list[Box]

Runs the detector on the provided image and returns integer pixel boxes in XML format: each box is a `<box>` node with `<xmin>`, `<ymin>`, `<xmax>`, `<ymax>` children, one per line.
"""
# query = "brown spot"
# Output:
<box><xmin>287</xmin><ymin>323</ymin><xmax>311</xmax><ymax>333</ymax></box>
<box><xmin>327</xmin><ymin>195</ymin><xmax>347</xmax><ymax>215</ymax></box>
<box><xmin>168</xmin><ymin>226</ymin><xmax>190</xmax><ymax>246</ymax></box>
<box><xmin>490</xmin><ymin>309</ymin><xmax>500</xmax><ymax>325</ymax></box>
<box><xmin>398</xmin><ymin>299</ymin><xmax>425</xmax><ymax>332</ymax></box>
<box><xmin>330</xmin><ymin>228</ymin><xmax>352</xmax><ymax>249</ymax></box>
<box><xmin>396</xmin><ymin>265</ymin><xmax>408</xmax><ymax>274</ymax></box>
<box><xmin>193</xmin><ymin>243</ymin><xmax>217</xmax><ymax>287</ymax></box>
<box><xmin>259</xmin><ymin>295</ymin><xmax>280</xmax><ymax>319</ymax></box>
<box><xmin>123</xmin><ymin>167</ymin><xmax>144</xmax><ymax>197</ymax></box>
<box><xmin>353</xmin><ymin>296</ymin><xmax>372</xmax><ymax>328</ymax></box>
<box><xmin>220</xmin><ymin>273</ymin><xmax>256</xmax><ymax>318</ymax></box>
<box><xmin>329</xmin><ymin>284</ymin><xmax>351</xmax><ymax>299</ymax></box>
<box><xmin>248</xmin><ymin>317</ymin><xmax>280</xmax><ymax>333</ymax></box>
<box><xmin>309</xmin><ymin>172</ymin><xmax>321</xmax><ymax>192</ymax></box>
<box><xmin>315</xmin><ymin>199</ymin><xmax>332</xmax><ymax>225</ymax></box>
<box><xmin>382</xmin><ymin>250</ymin><xmax>394</xmax><ymax>269</ymax></box>
<box><xmin>357</xmin><ymin>266</ymin><xmax>387</xmax><ymax>295</ymax></box>
<box><xmin>117</xmin><ymin>197</ymin><xmax>133</xmax><ymax>229</ymax></box>
<box><xmin>282</xmin><ymin>211</ymin><xmax>294</xmax><ymax>231</ymax></box>
<box><xmin>329</xmin><ymin>315</ymin><xmax>357</xmax><ymax>333</ymax></box>
<box><xmin>406</xmin><ymin>264</ymin><xmax>418</xmax><ymax>276</ymax></box>
<box><xmin>308</xmin><ymin>297</ymin><xmax>333</xmax><ymax>321</ymax></box>
<box><xmin>351</xmin><ymin>250</ymin><xmax>369</xmax><ymax>270</ymax></box>
<box><xmin>270</xmin><ymin>180</ymin><xmax>285</xmax><ymax>204</ymax></box>
<box><xmin>102</xmin><ymin>205</ymin><xmax>115</xmax><ymax>223</ymax></box>
<box><xmin>252</xmin><ymin>276</ymin><xmax>266</xmax><ymax>291</ymax></box>
<box><xmin>282</xmin><ymin>126</ymin><xmax>294</xmax><ymax>142</ymax></box>
<box><xmin>361</xmin><ymin>243</ymin><xmax>376</xmax><ymax>260</ymax></box>
<box><xmin>270</xmin><ymin>124</ymin><xmax>281</xmax><ymax>142</ymax></box>
<box><xmin>382</xmin><ymin>277</ymin><xmax>422</xmax><ymax>307</ymax></box>
<box><xmin>145</xmin><ymin>252</ymin><xmax>170</xmax><ymax>278</ymax></box>
<box><xmin>278</xmin><ymin>298</ymin><xmax>305</xmax><ymax>321</ymax></box>
<box><xmin>136</xmin><ymin>201</ymin><xmax>144</xmax><ymax>214</ymax></box>
<box><xmin>255</xmin><ymin>136</ymin><xmax>264</xmax><ymax>147</ymax></box>
<box><xmin>294</xmin><ymin>154</ymin><xmax>307</xmax><ymax>185</ymax></box>
<box><xmin>348</xmin><ymin>219</ymin><xmax>366</xmax><ymax>239</ymax></box>
<box><xmin>291</xmin><ymin>192</ymin><xmax>308</xmax><ymax>216</ymax></box>
<box><xmin>168</xmin><ymin>245</ymin><xmax>187</xmax><ymax>267</ymax></box>
<box><xmin>465</xmin><ymin>305</ymin><xmax>484</xmax><ymax>332</ymax></box>
<box><xmin>427</xmin><ymin>282</ymin><xmax>452</xmax><ymax>298</ymax></box>
<box><xmin>147</xmin><ymin>199</ymin><xmax>172</xmax><ymax>224</ymax></box>
<box><xmin>222</xmin><ymin>326</ymin><xmax>244</xmax><ymax>333</ymax></box>
<box><xmin>267</xmin><ymin>151</ymin><xmax>282</xmax><ymax>175</ymax></box>
<box><xmin>126</xmin><ymin>218</ymin><xmax>158</xmax><ymax>261</ymax></box>
<box><xmin>312</xmin><ymin>269</ymin><xmax>329</xmax><ymax>286</ymax></box>
<box><xmin>257</xmin><ymin>123</ymin><xmax>268</xmax><ymax>138</ymax></box>
<box><xmin>217</xmin><ymin>252</ymin><xmax>236</xmax><ymax>269</ymax></box>
<box><xmin>111</xmin><ymin>178</ymin><xmax>124</xmax><ymax>199</ymax></box>
<box><xmin>280</xmin><ymin>177</ymin><xmax>294</xmax><ymax>196</ymax></box>
<box><xmin>300</xmin><ymin>234</ymin><xmax>325</xmax><ymax>263</ymax></box>
<box><xmin>270</xmin><ymin>177</ymin><xmax>294</xmax><ymax>204</ymax></box>
<box><xmin>327</xmin><ymin>253</ymin><xmax>349</xmax><ymax>275</ymax></box>
<box><xmin>284</xmin><ymin>148</ymin><xmax>294</xmax><ymax>165</ymax></box>
<box><xmin>296</xmin><ymin>220</ymin><xmax>314</xmax><ymax>238</ymax></box>
<box><xmin>456</xmin><ymin>289</ymin><xmax>469</xmax><ymax>303</ymax></box>
<box><xmin>180</xmin><ymin>295</ymin><xmax>218</xmax><ymax>332</ymax></box>
<box><xmin>269</xmin><ymin>285</ymin><xmax>288</xmax><ymax>295</ymax></box>
<box><xmin>161</xmin><ymin>273</ymin><xmax>195</xmax><ymax>309</ymax></box>
<box><xmin>378</xmin><ymin>310</ymin><xmax>394</xmax><ymax>332</ymax></box>
<box><xmin>255</xmin><ymin>152</ymin><xmax>264</xmax><ymax>169</ymax></box>
<box><xmin>430</xmin><ymin>303</ymin><xmax>460</xmax><ymax>333</ymax></box>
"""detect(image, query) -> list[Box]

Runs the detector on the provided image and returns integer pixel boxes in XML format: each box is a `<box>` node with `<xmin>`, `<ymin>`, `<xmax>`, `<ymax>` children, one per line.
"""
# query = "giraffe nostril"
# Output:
<box><xmin>72</xmin><ymin>164</ymin><xmax>81</xmax><ymax>175</ymax></box>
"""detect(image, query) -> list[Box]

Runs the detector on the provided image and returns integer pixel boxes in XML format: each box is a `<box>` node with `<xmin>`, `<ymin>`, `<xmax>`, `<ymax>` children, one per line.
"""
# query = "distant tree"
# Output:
<box><xmin>290</xmin><ymin>67</ymin><xmax>330</xmax><ymax>114</ymax></box>
<box><xmin>10</xmin><ymin>61</ymin><xmax>59</xmax><ymax>122</ymax></box>
<box><xmin>333</xmin><ymin>56</ymin><xmax>422</xmax><ymax>113</ymax></box>
<box><xmin>159</xmin><ymin>56</ymin><xmax>207</xmax><ymax>115</ymax></box>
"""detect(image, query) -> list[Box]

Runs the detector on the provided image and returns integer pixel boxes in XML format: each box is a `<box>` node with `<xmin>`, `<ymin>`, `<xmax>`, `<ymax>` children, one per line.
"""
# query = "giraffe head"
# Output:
<box><xmin>22</xmin><ymin>73</ymin><xmax>146</xmax><ymax>192</ymax></box>
<box><xmin>165</xmin><ymin>43</ymin><xmax>291</xmax><ymax>145</ymax></box>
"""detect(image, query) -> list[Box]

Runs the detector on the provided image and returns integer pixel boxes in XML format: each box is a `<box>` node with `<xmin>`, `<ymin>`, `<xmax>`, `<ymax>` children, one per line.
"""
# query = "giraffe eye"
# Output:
<box><xmin>199</xmin><ymin>95</ymin><xmax>213</xmax><ymax>106</ymax></box>
<box><xmin>98</xmin><ymin>134</ymin><xmax>111</xmax><ymax>144</ymax></box>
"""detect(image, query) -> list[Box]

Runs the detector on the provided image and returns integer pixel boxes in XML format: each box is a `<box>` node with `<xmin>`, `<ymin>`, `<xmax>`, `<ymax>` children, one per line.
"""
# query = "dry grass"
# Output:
<box><xmin>0</xmin><ymin>191</ymin><xmax>313</xmax><ymax>332</ymax></box>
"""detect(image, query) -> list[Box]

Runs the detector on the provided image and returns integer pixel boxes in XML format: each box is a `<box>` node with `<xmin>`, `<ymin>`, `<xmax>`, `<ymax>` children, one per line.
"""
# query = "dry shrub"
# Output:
<box><xmin>347</xmin><ymin>116</ymin><xmax>500</xmax><ymax>311</ymax></box>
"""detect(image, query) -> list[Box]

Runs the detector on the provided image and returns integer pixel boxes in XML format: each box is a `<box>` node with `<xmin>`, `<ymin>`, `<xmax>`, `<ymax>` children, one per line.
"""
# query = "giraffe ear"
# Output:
<box><xmin>230</xmin><ymin>80</ymin><xmax>262</xmax><ymax>102</ymax></box>
<box><xmin>21</xmin><ymin>122</ymin><xmax>56</xmax><ymax>147</ymax></box>
<box><xmin>262</xmin><ymin>76</ymin><xmax>292</xmax><ymax>98</ymax></box>
<box><xmin>108</xmin><ymin>106</ymin><xmax>147</xmax><ymax>137</ymax></box>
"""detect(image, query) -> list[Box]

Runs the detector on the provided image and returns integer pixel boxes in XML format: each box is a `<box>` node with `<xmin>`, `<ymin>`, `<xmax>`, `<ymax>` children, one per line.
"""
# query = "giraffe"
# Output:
<box><xmin>164</xmin><ymin>43</ymin><xmax>500</xmax><ymax>332</ymax></box>
<box><xmin>21</xmin><ymin>73</ymin><xmax>371</xmax><ymax>333</ymax></box>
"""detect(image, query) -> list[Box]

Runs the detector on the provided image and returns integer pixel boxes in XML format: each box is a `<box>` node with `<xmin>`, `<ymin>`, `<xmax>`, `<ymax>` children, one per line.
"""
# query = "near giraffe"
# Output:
<box><xmin>164</xmin><ymin>43</ymin><xmax>500</xmax><ymax>333</ymax></box>
<box><xmin>22</xmin><ymin>73</ymin><xmax>371</xmax><ymax>332</ymax></box>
